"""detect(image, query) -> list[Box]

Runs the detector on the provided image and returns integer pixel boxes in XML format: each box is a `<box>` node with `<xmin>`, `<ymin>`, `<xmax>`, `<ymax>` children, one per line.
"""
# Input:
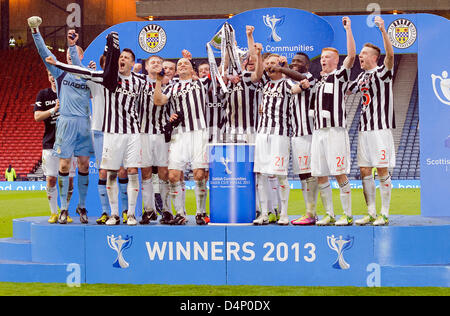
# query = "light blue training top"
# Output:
<box><xmin>32</xmin><ymin>32</ymin><xmax>91</xmax><ymax>118</ymax></box>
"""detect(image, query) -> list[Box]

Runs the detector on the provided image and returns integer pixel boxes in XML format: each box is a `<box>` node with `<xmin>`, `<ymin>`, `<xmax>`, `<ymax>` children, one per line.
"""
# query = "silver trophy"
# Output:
<box><xmin>263</xmin><ymin>14</ymin><xmax>285</xmax><ymax>42</ymax></box>
<box><xmin>327</xmin><ymin>235</ymin><xmax>354</xmax><ymax>270</ymax></box>
<box><xmin>107</xmin><ymin>234</ymin><xmax>133</xmax><ymax>269</ymax></box>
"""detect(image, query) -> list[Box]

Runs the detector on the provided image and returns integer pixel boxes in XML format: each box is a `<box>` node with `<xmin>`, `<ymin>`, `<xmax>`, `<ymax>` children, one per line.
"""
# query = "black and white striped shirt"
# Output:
<box><xmin>139</xmin><ymin>77</ymin><xmax>169</xmax><ymax>135</ymax></box>
<box><xmin>290</xmin><ymin>72</ymin><xmax>315</xmax><ymax>137</ymax></box>
<box><xmin>52</xmin><ymin>60</ymin><xmax>145</xmax><ymax>134</ymax></box>
<box><xmin>225</xmin><ymin>71</ymin><xmax>259</xmax><ymax>135</ymax></box>
<box><xmin>163</xmin><ymin>79</ymin><xmax>207</xmax><ymax>133</ymax></box>
<box><xmin>102</xmin><ymin>72</ymin><xmax>145</xmax><ymax>134</ymax></box>
<box><xmin>257</xmin><ymin>72</ymin><xmax>295</xmax><ymax>137</ymax></box>
<box><xmin>312</xmin><ymin>66</ymin><xmax>351</xmax><ymax>130</ymax></box>
<box><xmin>348</xmin><ymin>65</ymin><xmax>395</xmax><ymax>131</ymax></box>
<box><xmin>202</xmin><ymin>77</ymin><xmax>227</xmax><ymax>143</ymax></box>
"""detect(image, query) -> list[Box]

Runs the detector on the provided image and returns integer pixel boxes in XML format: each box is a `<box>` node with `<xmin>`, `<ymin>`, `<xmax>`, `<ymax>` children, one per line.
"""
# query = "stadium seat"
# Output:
<box><xmin>0</xmin><ymin>48</ymin><xmax>58</xmax><ymax>177</ymax></box>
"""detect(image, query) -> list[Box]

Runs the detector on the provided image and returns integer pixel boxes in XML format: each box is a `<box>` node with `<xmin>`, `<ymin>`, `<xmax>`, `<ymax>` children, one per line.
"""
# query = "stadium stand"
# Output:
<box><xmin>0</xmin><ymin>48</ymin><xmax>65</xmax><ymax>181</ymax></box>
<box><xmin>392</xmin><ymin>76</ymin><xmax>420</xmax><ymax>180</ymax></box>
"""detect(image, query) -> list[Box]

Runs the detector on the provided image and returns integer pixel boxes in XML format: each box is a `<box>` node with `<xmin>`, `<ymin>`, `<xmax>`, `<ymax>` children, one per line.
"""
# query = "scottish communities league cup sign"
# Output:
<box><xmin>227</xmin><ymin>7</ymin><xmax>334</xmax><ymax>61</ymax></box>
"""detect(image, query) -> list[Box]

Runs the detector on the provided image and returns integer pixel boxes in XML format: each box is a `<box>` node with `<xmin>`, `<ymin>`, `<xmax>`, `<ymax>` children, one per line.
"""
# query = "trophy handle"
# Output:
<box><xmin>431</xmin><ymin>74</ymin><xmax>450</xmax><ymax>105</ymax></box>
<box><xmin>123</xmin><ymin>237</ymin><xmax>133</xmax><ymax>250</ymax></box>
<box><xmin>107</xmin><ymin>235</ymin><xmax>118</xmax><ymax>252</ymax></box>
<box><xmin>263</xmin><ymin>15</ymin><xmax>270</xmax><ymax>28</ymax></box>
<box><xmin>326</xmin><ymin>236</ymin><xmax>336</xmax><ymax>250</ymax></box>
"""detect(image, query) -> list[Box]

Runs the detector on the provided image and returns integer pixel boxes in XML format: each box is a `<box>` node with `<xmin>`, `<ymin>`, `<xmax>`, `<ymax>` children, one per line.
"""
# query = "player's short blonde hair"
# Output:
<box><xmin>268</xmin><ymin>53</ymin><xmax>281</xmax><ymax>58</ymax></box>
<box><xmin>321</xmin><ymin>47</ymin><xmax>339</xmax><ymax>55</ymax></box>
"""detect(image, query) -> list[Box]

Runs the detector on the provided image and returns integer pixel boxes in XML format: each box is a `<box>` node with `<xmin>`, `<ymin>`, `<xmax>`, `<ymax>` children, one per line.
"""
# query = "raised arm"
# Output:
<box><xmin>246</xmin><ymin>25</ymin><xmax>256</xmax><ymax>57</ymax></box>
<box><xmin>375</xmin><ymin>16</ymin><xmax>394</xmax><ymax>70</ymax></box>
<box><xmin>67</xmin><ymin>30</ymin><xmax>83</xmax><ymax>67</ymax></box>
<box><xmin>342</xmin><ymin>16</ymin><xmax>356</xmax><ymax>69</ymax></box>
<box><xmin>27</xmin><ymin>16</ymin><xmax>63</xmax><ymax>79</ymax></box>
<box><xmin>251</xmin><ymin>43</ymin><xmax>264</xmax><ymax>83</ymax></box>
<box><xmin>278</xmin><ymin>61</ymin><xmax>307</xmax><ymax>82</ymax></box>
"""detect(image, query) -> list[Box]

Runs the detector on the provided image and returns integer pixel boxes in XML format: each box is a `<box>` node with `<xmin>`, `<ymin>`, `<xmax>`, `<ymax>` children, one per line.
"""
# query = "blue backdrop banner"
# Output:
<box><xmin>417</xmin><ymin>14</ymin><xmax>450</xmax><ymax>216</ymax></box>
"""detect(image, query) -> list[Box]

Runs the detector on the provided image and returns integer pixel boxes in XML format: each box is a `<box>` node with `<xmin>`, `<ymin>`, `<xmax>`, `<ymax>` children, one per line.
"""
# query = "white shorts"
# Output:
<box><xmin>100</xmin><ymin>133</ymin><xmax>142</xmax><ymax>170</ymax></box>
<box><xmin>291</xmin><ymin>135</ymin><xmax>312</xmax><ymax>175</ymax></box>
<box><xmin>42</xmin><ymin>149</ymin><xmax>76</xmax><ymax>177</ymax></box>
<box><xmin>254</xmin><ymin>133</ymin><xmax>290</xmax><ymax>176</ymax></box>
<box><xmin>357</xmin><ymin>129</ymin><xmax>396</xmax><ymax>168</ymax></box>
<box><xmin>141</xmin><ymin>133</ymin><xmax>169</xmax><ymax>168</ymax></box>
<box><xmin>311</xmin><ymin>127</ymin><xmax>350</xmax><ymax>177</ymax></box>
<box><xmin>225</xmin><ymin>133</ymin><xmax>256</xmax><ymax>144</ymax></box>
<box><xmin>168</xmin><ymin>129</ymin><xmax>208</xmax><ymax>171</ymax></box>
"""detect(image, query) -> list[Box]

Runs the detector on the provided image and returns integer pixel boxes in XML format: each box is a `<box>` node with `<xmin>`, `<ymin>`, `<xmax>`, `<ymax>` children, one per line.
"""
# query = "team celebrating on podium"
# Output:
<box><xmin>27</xmin><ymin>14</ymin><xmax>395</xmax><ymax>227</ymax></box>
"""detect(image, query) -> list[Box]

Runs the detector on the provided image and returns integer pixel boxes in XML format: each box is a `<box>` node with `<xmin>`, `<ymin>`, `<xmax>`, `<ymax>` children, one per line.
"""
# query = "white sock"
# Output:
<box><xmin>266</xmin><ymin>176</ymin><xmax>274</xmax><ymax>213</ymax></box>
<box><xmin>127</xmin><ymin>173</ymin><xmax>140</xmax><ymax>217</ymax></box>
<box><xmin>152</xmin><ymin>173</ymin><xmax>160</xmax><ymax>194</ymax></box>
<box><xmin>195</xmin><ymin>180</ymin><xmax>207</xmax><ymax>215</ymax></box>
<box><xmin>170</xmin><ymin>181</ymin><xmax>183</xmax><ymax>215</ymax></box>
<box><xmin>160</xmin><ymin>180</ymin><xmax>170</xmax><ymax>212</ymax></box>
<box><xmin>276</xmin><ymin>175</ymin><xmax>290</xmax><ymax>217</ymax></box>
<box><xmin>379</xmin><ymin>174</ymin><xmax>392</xmax><ymax>217</ymax></box>
<box><xmin>305</xmin><ymin>177</ymin><xmax>319</xmax><ymax>216</ymax></box>
<box><xmin>142</xmin><ymin>178</ymin><xmax>154</xmax><ymax>212</ymax></box>
<box><xmin>255</xmin><ymin>177</ymin><xmax>261</xmax><ymax>213</ymax></box>
<box><xmin>257</xmin><ymin>174</ymin><xmax>269</xmax><ymax>216</ymax></box>
<box><xmin>106</xmin><ymin>171</ymin><xmax>119</xmax><ymax>217</ymax></box>
<box><xmin>301</xmin><ymin>178</ymin><xmax>308</xmax><ymax>206</ymax></box>
<box><xmin>362</xmin><ymin>175</ymin><xmax>377</xmax><ymax>217</ymax></box>
<box><xmin>339</xmin><ymin>180</ymin><xmax>352</xmax><ymax>217</ymax></box>
<box><xmin>181</xmin><ymin>180</ymin><xmax>186</xmax><ymax>214</ymax></box>
<box><xmin>319</xmin><ymin>181</ymin><xmax>334</xmax><ymax>217</ymax></box>
<box><xmin>275</xmin><ymin>180</ymin><xmax>282</xmax><ymax>211</ymax></box>
<box><xmin>200</xmin><ymin>182</ymin><xmax>207</xmax><ymax>214</ymax></box>
<box><xmin>46</xmin><ymin>184</ymin><xmax>58</xmax><ymax>215</ymax></box>
<box><xmin>268</xmin><ymin>176</ymin><xmax>278</xmax><ymax>211</ymax></box>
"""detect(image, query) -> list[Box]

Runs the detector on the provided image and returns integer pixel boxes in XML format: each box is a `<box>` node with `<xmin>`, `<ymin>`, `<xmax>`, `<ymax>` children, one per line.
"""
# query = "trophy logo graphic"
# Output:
<box><xmin>327</xmin><ymin>235</ymin><xmax>354</xmax><ymax>270</ymax></box>
<box><xmin>263</xmin><ymin>14</ymin><xmax>285</xmax><ymax>42</ymax></box>
<box><xmin>221</xmin><ymin>157</ymin><xmax>232</xmax><ymax>175</ymax></box>
<box><xmin>107</xmin><ymin>234</ymin><xmax>133</xmax><ymax>269</ymax></box>
<box><xmin>431</xmin><ymin>70</ymin><xmax>450</xmax><ymax>106</ymax></box>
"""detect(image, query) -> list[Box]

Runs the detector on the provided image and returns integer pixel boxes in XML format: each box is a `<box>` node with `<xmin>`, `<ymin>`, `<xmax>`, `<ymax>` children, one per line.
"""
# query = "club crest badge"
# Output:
<box><xmin>387</xmin><ymin>18</ymin><xmax>417</xmax><ymax>49</ymax></box>
<box><xmin>138</xmin><ymin>24</ymin><xmax>167</xmax><ymax>53</ymax></box>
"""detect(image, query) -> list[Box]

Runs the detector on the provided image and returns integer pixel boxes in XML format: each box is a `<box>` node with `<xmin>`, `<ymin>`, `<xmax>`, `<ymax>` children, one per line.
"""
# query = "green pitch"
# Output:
<box><xmin>0</xmin><ymin>189</ymin><xmax>448</xmax><ymax>296</ymax></box>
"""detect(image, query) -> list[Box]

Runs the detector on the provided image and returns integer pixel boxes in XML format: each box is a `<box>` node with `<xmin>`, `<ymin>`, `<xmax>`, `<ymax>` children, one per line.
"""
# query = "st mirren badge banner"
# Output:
<box><xmin>138</xmin><ymin>24</ymin><xmax>167</xmax><ymax>53</ymax></box>
<box><xmin>387</xmin><ymin>18</ymin><xmax>417</xmax><ymax>49</ymax></box>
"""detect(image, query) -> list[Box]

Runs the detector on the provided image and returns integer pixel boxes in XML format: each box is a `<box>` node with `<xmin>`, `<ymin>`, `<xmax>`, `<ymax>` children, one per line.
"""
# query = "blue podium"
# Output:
<box><xmin>208</xmin><ymin>144</ymin><xmax>256</xmax><ymax>224</ymax></box>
